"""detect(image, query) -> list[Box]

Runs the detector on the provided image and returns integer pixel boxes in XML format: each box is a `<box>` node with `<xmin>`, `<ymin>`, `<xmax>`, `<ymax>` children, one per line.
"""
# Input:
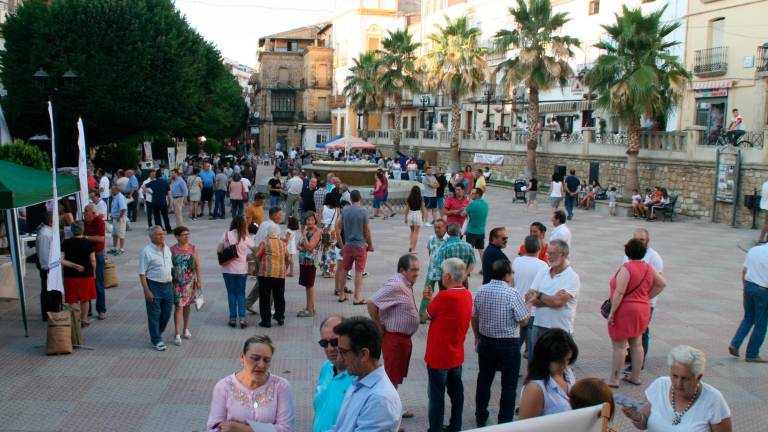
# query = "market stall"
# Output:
<box><xmin>0</xmin><ymin>160</ymin><xmax>79</xmax><ymax>336</ymax></box>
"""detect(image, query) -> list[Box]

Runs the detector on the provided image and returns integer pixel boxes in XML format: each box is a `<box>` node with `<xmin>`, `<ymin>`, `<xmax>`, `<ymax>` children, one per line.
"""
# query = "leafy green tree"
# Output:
<box><xmin>588</xmin><ymin>5</ymin><xmax>689</xmax><ymax>193</ymax></box>
<box><xmin>0</xmin><ymin>0</ymin><xmax>246</xmax><ymax>165</ymax></box>
<box><xmin>93</xmin><ymin>140</ymin><xmax>140</xmax><ymax>174</ymax></box>
<box><xmin>0</xmin><ymin>142</ymin><xmax>51</xmax><ymax>170</ymax></box>
<box><xmin>204</xmin><ymin>138</ymin><xmax>223</xmax><ymax>155</ymax></box>
<box><xmin>344</xmin><ymin>52</ymin><xmax>380</xmax><ymax>140</ymax></box>
<box><xmin>423</xmin><ymin>17</ymin><xmax>486</xmax><ymax>171</ymax></box>
<box><xmin>494</xmin><ymin>0</ymin><xmax>579</xmax><ymax>178</ymax></box>
<box><xmin>378</xmin><ymin>29</ymin><xmax>420</xmax><ymax>155</ymax></box>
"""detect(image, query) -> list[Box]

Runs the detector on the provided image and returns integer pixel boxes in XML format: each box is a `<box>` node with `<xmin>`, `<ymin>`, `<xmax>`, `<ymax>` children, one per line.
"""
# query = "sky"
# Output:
<box><xmin>174</xmin><ymin>0</ymin><xmax>334</xmax><ymax>67</ymax></box>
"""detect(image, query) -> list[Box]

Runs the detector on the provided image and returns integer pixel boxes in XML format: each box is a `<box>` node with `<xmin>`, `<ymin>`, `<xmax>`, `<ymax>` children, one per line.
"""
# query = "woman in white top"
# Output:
<box><xmin>623</xmin><ymin>345</ymin><xmax>732</xmax><ymax>432</ymax></box>
<box><xmin>320</xmin><ymin>195</ymin><xmax>340</xmax><ymax>278</ymax></box>
<box><xmin>549</xmin><ymin>174</ymin><xmax>564</xmax><ymax>211</ymax></box>
<box><xmin>518</xmin><ymin>328</ymin><xmax>579</xmax><ymax>420</ymax></box>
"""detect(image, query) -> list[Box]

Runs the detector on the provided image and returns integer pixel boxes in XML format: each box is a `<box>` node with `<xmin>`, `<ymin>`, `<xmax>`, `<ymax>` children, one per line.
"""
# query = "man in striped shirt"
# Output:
<box><xmin>368</xmin><ymin>254</ymin><xmax>421</xmax><ymax>420</ymax></box>
<box><xmin>429</xmin><ymin>223</ymin><xmax>476</xmax><ymax>287</ymax></box>
<box><xmin>472</xmin><ymin>259</ymin><xmax>530</xmax><ymax>427</ymax></box>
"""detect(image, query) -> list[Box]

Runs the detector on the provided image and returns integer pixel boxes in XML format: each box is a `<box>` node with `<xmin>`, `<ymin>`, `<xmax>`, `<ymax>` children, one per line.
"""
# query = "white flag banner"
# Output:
<box><xmin>176</xmin><ymin>140</ymin><xmax>187</xmax><ymax>167</ymax></box>
<box><xmin>77</xmin><ymin>117</ymin><xmax>89</xmax><ymax>207</ymax></box>
<box><xmin>167</xmin><ymin>147</ymin><xmax>176</xmax><ymax>169</ymax></box>
<box><xmin>46</xmin><ymin>100</ymin><xmax>64</xmax><ymax>294</ymax></box>
<box><xmin>143</xmin><ymin>140</ymin><xmax>153</xmax><ymax>162</ymax></box>
<box><xmin>472</xmin><ymin>153</ymin><xmax>505</xmax><ymax>166</ymax></box>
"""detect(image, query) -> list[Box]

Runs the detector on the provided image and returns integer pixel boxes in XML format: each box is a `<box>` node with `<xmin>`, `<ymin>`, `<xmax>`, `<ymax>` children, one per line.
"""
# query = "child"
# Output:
<box><xmin>630</xmin><ymin>189</ymin><xmax>644</xmax><ymax>218</ymax></box>
<box><xmin>285</xmin><ymin>216</ymin><xmax>300</xmax><ymax>277</ymax></box>
<box><xmin>608</xmin><ymin>186</ymin><xmax>618</xmax><ymax>216</ymax></box>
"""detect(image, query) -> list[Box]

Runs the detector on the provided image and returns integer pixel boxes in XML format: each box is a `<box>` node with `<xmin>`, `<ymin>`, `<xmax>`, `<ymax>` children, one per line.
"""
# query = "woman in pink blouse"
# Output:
<box><xmin>207</xmin><ymin>335</ymin><xmax>295</xmax><ymax>432</ymax></box>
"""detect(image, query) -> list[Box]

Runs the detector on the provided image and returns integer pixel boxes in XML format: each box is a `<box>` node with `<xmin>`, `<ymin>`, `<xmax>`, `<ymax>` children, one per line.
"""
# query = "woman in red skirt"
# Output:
<box><xmin>61</xmin><ymin>221</ymin><xmax>97</xmax><ymax>327</ymax></box>
<box><xmin>606</xmin><ymin>238</ymin><xmax>666</xmax><ymax>388</ymax></box>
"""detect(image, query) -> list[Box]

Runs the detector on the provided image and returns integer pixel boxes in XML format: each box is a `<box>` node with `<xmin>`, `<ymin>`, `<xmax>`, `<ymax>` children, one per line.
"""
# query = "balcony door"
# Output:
<box><xmin>709</xmin><ymin>18</ymin><xmax>725</xmax><ymax>49</ymax></box>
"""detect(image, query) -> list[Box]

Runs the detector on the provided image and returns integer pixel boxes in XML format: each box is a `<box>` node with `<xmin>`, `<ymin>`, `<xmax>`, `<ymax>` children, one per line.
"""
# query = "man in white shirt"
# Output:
<box><xmin>285</xmin><ymin>169</ymin><xmax>304</xmax><ymax>220</ymax></box>
<box><xmin>36</xmin><ymin>213</ymin><xmax>62</xmax><ymax>321</ymax></box>
<box><xmin>513</xmin><ymin>235</ymin><xmax>550</xmax><ymax>359</ymax></box>
<box><xmin>90</xmin><ymin>191</ymin><xmax>108</xmax><ymax>219</ymax></box>
<box><xmin>526</xmin><ymin>239</ymin><xmax>580</xmax><ymax>348</ymax></box>
<box><xmin>138</xmin><ymin>226</ymin><xmax>174</xmax><ymax>351</ymax></box>
<box><xmin>549</xmin><ymin>210</ymin><xmax>572</xmax><ymax>247</ymax></box>
<box><xmin>726</xmin><ymin>108</ymin><xmax>746</xmax><ymax>145</ymax></box>
<box><xmin>729</xmin><ymin>242</ymin><xmax>768</xmax><ymax>362</ymax></box>
<box><xmin>621</xmin><ymin>228</ymin><xmax>663</xmax><ymax>370</ymax></box>
<box><xmin>758</xmin><ymin>178</ymin><xmax>768</xmax><ymax>244</ymax></box>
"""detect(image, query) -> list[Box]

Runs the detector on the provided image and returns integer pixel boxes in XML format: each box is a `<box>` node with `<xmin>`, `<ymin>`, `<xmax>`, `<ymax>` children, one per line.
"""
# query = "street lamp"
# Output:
<box><xmin>483</xmin><ymin>81</ymin><xmax>495</xmax><ymax>129</ymax></box>
<box><xmin>34</xmin><ymin>67</ymin><xmax>79</xmax><ymax>160</ymax></box>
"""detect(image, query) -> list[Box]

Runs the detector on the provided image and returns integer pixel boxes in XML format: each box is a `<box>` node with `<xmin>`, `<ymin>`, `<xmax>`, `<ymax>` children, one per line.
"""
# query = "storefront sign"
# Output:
<box><xmin>695</xmin><ymin>89</ymin><xmax>728</xmax><ymax>98</ymax></box>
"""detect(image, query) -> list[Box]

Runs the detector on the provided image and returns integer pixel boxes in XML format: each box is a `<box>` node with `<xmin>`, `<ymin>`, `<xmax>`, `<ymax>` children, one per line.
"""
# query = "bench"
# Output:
<box><xmin>661</xmin><ymin>196</ymin><xmax>677</xmax><ymax>221</ymax></box>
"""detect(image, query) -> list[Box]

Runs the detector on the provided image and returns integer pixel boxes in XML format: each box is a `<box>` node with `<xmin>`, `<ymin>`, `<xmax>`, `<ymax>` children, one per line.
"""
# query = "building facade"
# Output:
<box><xmin>252</xmin><ymin>24</ymin><xmax>333</xmax><ymax>153</ymax></box>
<box><xmin>678</xmin><ymin>0</ymin><xmax>768</xmax><ymax>143</ymax></box>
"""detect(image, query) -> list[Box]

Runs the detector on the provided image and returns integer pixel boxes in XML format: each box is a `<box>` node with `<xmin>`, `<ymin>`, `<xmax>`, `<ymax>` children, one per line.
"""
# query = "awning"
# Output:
<box><xmin>539</xmin><ymin>100</ymin><xmax>594</xmax><ymax>114</ymax></box>
<box><xmin>0</xmin><ymin>160</ymin><xmax>80</xmax><ymax>209</ymax></box>
<box><xmin>692</xmin><ymin>80</ymin><xmax>735</xmax><ymax>90</ymax></box>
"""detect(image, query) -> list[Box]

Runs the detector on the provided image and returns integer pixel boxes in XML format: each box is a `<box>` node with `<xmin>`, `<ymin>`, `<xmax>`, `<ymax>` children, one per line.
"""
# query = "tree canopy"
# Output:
<box><xmin>1</xmin><ymin>0</ymin><xmax>247</xmax><ymax>164</ymax></box>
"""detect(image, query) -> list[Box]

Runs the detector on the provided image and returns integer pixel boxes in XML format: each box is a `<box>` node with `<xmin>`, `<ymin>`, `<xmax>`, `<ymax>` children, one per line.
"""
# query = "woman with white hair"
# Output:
<box><xmin>623</xmin><ymin>345</ymin><xmax>732</xmax><ymax>431</ymax></box>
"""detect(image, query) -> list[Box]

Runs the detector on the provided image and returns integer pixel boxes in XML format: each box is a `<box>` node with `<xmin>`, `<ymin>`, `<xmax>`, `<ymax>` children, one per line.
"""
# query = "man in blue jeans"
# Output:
<box><xmin>138</xmin><ymin>226</ymin><xmax>174</xmax><ymax>351</ymax></box>
<box><xmin>83</xmin><ymin>205</ymin><xmax>108</xmax><ymax>320</ymax></box>
<box><xmin>563</xmin><ymin>169</ymin><xmax>581</xmax><ymax>220</ymax></box>
<box><xmin>425</xmin><ymin>258</ymin><xmax>472</xmax><ymax>432</ymax></box>
<box><xmin>472</xmin><ymin>259</ymin><xmax>530</xmax><ymax>427</ymax></box>
<box><xmin>729</xmin><ymin>242</ymin><xmax>768</xmax><ymax>362</ymax></box>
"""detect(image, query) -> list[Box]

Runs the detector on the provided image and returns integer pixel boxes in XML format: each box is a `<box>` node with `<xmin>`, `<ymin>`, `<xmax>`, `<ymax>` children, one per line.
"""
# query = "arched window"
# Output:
<box><xmin>366</xmin><ymin>25</ymin><xmax>382</xmax><ymax>52</ymax></box>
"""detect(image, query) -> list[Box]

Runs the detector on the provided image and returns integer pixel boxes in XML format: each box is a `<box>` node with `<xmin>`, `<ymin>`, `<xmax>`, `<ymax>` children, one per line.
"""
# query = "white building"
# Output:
<box><xmin>223</xmin><ymin>57</ymin><xmax>256</xmax><ymax>109</ymax></box>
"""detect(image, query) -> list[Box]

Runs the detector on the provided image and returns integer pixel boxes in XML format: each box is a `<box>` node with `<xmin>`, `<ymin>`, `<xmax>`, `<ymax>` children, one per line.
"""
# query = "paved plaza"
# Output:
<box><xmin>0</xmin><ymin>173</ymin><xmax>765</xmax><ymax>432</ymax></box>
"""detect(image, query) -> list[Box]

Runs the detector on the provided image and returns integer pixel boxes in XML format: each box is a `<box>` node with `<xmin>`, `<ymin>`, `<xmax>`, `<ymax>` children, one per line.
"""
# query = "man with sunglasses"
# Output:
<box><xmin>314</xmin><ymin>315</ymin><xmax>355</xmax><ymax>432</ymax></box>
<box><xmin>481</xmin><ymin>227</ymin><xmax>509</xmax><ymax>285</ymax></box>
<box><xmin>331</xmin><ymin>316</ymin><xmax>402</xmax><ymax>432</ymax></box>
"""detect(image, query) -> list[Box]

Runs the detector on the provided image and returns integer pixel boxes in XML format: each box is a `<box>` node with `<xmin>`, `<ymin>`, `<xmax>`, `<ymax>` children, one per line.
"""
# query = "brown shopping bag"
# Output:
<box><xmin>104</xmin><ymin>256</ymin><xmax>119</xmax><ymax>288</ymax></box>
<box><xmin>64</xmin><ymin>304</ymin><xmax>82</xmax><ymax>347</ymax></box>
<box><xmin>46</xmin><ymin>311</ymin><xmax>73</xmax><ymax>355</ymax></box>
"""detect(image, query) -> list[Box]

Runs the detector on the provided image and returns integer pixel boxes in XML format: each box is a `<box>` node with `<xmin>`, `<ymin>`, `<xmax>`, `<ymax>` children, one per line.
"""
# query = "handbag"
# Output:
<box><xmin>601</xmin><ymin>264</ymin><xmax>650</xmax><ymax>319</ymax></box>
<box><xmin>217</xmin><ymin>231</ymin><xmax>239</xmax><ymax>265</ymax></box>
<box><xmin>194</xmin><ymin>292</ymin><xmax>205</xmax><ymax>311</ymax></box>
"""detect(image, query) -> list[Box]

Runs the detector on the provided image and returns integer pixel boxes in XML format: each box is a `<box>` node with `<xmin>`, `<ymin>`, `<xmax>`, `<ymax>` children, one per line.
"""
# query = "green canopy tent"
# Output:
<box><xmin>0</xmin><ymin>160</ymin><xmax>79</xmax><ymax>336</ymax></box>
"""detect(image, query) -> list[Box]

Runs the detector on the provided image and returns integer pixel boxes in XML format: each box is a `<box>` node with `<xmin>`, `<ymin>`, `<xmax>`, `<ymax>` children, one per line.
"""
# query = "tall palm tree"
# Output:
<box><xmin>588</xmin><ymin>5</ymin><xmax>689</xmax><ymax>193</ymax></box>
<box><xmin>343</xmin><ymin>51</ymin><xmax>380</xmax><ymax>140</ymax></box>
<box><xmin>423</xmin><ymin>16</ymin><xmax>487</xmax><ymax>172</ymax></box>
<box><xmin>378</xmin><ymin>29</ymin><xmax>420</xmax><ymax>155</ymax></box>
<box><xmin>494</xmin><ymin>0</ymin><xmax>579</xmax><ymax>179</ymax></box>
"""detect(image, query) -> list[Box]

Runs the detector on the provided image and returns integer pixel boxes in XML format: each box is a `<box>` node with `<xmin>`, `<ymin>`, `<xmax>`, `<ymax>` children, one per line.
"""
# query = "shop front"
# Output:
<box><xmin>692</xmin><ymin>80</ymin><xmax>734</xmax><ymax>144</ymax></box>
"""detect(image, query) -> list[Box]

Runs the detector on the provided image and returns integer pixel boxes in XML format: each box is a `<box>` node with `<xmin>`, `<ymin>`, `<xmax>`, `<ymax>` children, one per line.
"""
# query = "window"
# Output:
<box><xmin>588</xmin><ymin>0</ymin><xmax>599</xmax><ymax>15</ymax></box>
<box><xmin>288</xmin><ymin>40</ymin><xmax>299</xmax><ymax>52</ymax></box>
<box><xmin>709</xmin><ymin>18</ymin><xmax>725</xmax><ymax>48</ymax></box>
<box><xmin>367</xmin><ymin>37</ymin><xmax>380</xmax><ymax>52</ymax></box>
<box><xmin>366</xmin><ymin>25</ymin><xmax>382</xmax><ymax>52</ymax></box>
<box><xmin>272</xmin><ymin>92</ymin><xmax>295</xmax><ymax>122</ymax></box>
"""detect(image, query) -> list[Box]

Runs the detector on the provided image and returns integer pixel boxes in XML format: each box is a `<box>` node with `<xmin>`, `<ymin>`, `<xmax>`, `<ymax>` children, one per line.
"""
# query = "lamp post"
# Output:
<box><xmin>34</xmin><ymin>67</ymin><xmax>78</xmax><ymax>161</ymax></box>
<box><xmin>483</xmin><ymin>81</ymin><xmax>495</xmax><ymax>129</ymax></box>
<box><xmin>419</xmin><ymin>94</ymin><xmax>429</xmax><ymax>129</ymax></box>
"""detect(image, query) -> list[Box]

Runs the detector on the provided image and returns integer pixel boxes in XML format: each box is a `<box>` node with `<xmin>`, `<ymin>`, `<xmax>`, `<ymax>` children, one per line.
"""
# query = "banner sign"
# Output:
<box><xmin>464</xmin><ymin>404</ymin><xmax>605</xmax><ymax>432</ymax></box>
<box><xmin>167</xmin><ymin>147</ymin><xmax>176</xmax><ymax>169</ymax></box>
<box><xmin>143</xmin><ymin>140</ymin><xmax>153</xmax><ymax>162</ymax></box>
<box><xmin>46</xmin><ymin>101</ymin><xmax>64</xmax><ymax>295</ymax></box>
<box><xmin>176</xmin><ymin>140</ymin><xmax>187</xmax><ymax>166</ymax></box>
<box><xmin>472</xmin><ymin>153</ymin><xmax>505</xmax><ymax>166</ymax></box>
<box><xmin>76</xmin><ymin>118</ymin><xmax>89</xmax><ymax>207</ymax></box>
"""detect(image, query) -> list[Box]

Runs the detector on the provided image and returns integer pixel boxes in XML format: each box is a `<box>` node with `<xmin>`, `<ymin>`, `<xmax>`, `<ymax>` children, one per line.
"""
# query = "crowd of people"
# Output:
<box><xmin>31</xmin><ymin>147</ymin><xmax>763</xmax><ymax>432</ymax></box>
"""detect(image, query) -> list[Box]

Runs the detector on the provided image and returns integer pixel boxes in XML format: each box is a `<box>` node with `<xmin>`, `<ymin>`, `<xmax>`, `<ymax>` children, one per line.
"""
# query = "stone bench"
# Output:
<box><xmin>593</xmin><ymin>199</ymin><xmax>635</xmax><ymax>217</ymax></box>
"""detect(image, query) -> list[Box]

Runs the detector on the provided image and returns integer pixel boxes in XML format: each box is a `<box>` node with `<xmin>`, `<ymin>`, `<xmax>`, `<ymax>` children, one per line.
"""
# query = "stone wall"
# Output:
<box><xmin>378</xmin><ymin>145</ymin><xmax>767</xmax><ymax>228</ymax></box>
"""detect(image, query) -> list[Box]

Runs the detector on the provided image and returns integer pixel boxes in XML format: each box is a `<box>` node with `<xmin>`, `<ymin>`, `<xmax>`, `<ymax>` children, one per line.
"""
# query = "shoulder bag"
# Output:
<box><xmin>217</xmin><ymin>231</ymin><xmax>239</xmax><ymax>265</ymax></box>
<box><xmin>601</xmin><ymin>263</ymin><xmax>650</xmax><ymax>319</ymax></box>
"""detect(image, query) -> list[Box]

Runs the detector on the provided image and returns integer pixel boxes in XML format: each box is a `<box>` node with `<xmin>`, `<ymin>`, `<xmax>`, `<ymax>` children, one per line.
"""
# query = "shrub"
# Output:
<box><xmin>93</xmin><ymin>140</ymin><xmax>140</xmax><ymax>173</ymax></box>
<box><xmin>0</xmin><ymin>142</ymin><xmax>51</xmax><ymax>170</ymax></box>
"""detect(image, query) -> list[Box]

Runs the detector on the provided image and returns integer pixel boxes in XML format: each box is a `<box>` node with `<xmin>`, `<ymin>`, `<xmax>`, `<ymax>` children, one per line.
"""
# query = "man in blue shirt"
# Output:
<box><xmin>124</xmin><ymin>169</ymin><xmax>140</xmax><ymax>223</ymax></box>
<box><xmin>563</xmin><ymin>169</ymin><xmax>581</xmax><ymax>221</ymax></box>
<box><xmin>170</xmin><ymin>169</ymin><xmax>188</xmax><ymax>227</ymax></box>
<box><xmin>314</xmin><ymin>315</ymin><xmax>356</xmax><ymax>432</ymax></box>
<box><xmin>331</xmin><ymin>317</ymin><xmax>401</xmax><ymax>432</ymax></box>
<box><xmin>199</xmin><ymin>162</ymin><xmax>216</xmax><ymax>217</ymax></box>
<box><xmin>109</xmin><ymin>185</ymin><xmax>128</xmax><ymax>255</ymax></box>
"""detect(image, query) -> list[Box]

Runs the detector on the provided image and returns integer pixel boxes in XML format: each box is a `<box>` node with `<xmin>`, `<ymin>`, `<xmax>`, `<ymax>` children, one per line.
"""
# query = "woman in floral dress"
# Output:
<box><xmin>297</xmin><ymin>211</ymin><xmax>322</xmax><ymax>317</ymax></box>
<box><xmin>172</xmin><ymin>226</ymin><xmax>202</xmax><ymax>346</ymax></box>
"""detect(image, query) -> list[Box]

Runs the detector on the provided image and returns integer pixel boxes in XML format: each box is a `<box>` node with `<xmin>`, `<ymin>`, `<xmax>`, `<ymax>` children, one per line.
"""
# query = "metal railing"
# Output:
<box><xmin>757</xmin><ymin>45</ymin><xmax>768</xmax><ymax>75</ymax></box>
<box><xmin>694</xmin><ymin>47</ymin><xmax>728</xmax><ymax>76</ymax></box>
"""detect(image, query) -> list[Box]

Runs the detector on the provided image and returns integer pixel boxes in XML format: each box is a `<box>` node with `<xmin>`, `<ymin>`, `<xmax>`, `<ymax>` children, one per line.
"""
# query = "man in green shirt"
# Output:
<box><xmin>463</xmin><ymin>188</ymin><xmax>489</xmax><ymax>267</ymax></box>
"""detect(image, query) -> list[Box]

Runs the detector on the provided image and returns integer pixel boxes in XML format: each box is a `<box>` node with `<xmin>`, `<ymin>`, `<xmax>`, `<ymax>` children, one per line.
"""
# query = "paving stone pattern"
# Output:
<box><xmin>0</xmin><ymin>169</ymin><xmax>765</xmax><ymax>431</ymax></box>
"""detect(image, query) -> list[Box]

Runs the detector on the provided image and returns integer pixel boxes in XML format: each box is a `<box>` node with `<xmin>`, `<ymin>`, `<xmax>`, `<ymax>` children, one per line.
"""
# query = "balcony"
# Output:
<box><xmin>329</xmin><ymin>95</ymin><xmax>346</xmax><ymax>109</ymax></box>
<box><xmin>271</xmin><ymin>111</ymin><xmax>294</xmax><ymax>123</ymax></box>
<box><xmin>757</xmin><ymin>44</ymin><xmax>768</xmax><ymax>77</ymax></box>
<box><xmin>694</xmin><ymin>47</ymin><xmax>728</xmax><ymax>77</ymax></box>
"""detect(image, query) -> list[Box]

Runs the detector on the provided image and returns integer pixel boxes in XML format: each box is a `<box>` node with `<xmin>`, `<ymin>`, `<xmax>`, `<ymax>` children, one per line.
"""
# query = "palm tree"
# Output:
<box><xmin>423</xmin><ymin>16</ymin><xmax>487</xmax><ymax>172</ymax></box>
<box><xmin>343</xmin><ymin>51</ymin><xmax>380</xmax><ymax>140</ymax></box>
<box><xmin>494</xmin><ymin>0</ymin><xmax>579</xmax><ymax>179</ymax></box>
<box><xmin>378</xmin><ymin>29</ymin><xmax>420</xmax><ymax>155</ymax></box>
<box><xmin>588</xmin><ymin>5</ymin><xmax>689</xmax><ymax>193</ymax></box>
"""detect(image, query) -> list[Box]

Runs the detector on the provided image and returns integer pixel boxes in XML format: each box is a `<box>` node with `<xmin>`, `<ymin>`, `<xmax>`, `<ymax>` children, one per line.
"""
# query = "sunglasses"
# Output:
<box><xmin>318</xmin><ymin>338</ymin><xmax>339</xmax><ymax>348</ymax></box>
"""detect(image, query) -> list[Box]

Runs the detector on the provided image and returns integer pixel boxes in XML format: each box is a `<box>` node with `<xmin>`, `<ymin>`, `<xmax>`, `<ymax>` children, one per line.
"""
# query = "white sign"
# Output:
<box><xmin>176</xmin><ymin>141</ymin><xmax>187</xmax><ymax>166</ymax></box>
<box><xmin>571</xmin><ymin>79</ymin><xmax>584</xmax><ymax>94</ymax></box>
<box><xmin>464</xmin><ymin>404</ymin><xmax>605</xmax><ymax>432</ymax></box>
<box><xmin>143</xmin><ymin>140</ymin><xmax>152</xmax><ymax>162</ymax></box>
<box><xmin>167</xmin><ymin>147</ymin><xmax>176</xmax><ymax>169</ymax></box>
<box><xmin>473</xmin><ymin>153</ymin><xmax>505</xmax><ymax>166</ymax></box>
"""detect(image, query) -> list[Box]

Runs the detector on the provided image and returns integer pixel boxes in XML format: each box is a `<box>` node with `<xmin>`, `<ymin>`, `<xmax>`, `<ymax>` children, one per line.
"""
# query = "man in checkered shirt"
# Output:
<box><xmin>471</xmin><ymin>259</ymin><xmax>530</xmax><ymax>427</ymax></box>
<box><xmin>429</xmin><ymin>223</ymin><xmax>476</xmax><ymax>287</ymax></box>
<box><xmin>419</xmin><ymin>219</ymin><xmax>448</xmax><ymax>323</ymax></box>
